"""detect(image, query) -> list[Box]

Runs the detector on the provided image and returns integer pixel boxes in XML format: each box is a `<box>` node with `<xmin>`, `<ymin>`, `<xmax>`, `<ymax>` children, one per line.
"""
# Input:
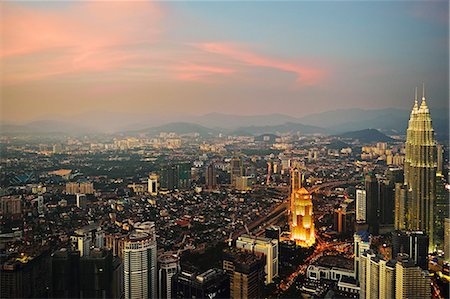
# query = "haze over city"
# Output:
<box><xmin>1</xmin><ymin>0</ymin><xmax>448</xmax><ymax>129</ymax></box>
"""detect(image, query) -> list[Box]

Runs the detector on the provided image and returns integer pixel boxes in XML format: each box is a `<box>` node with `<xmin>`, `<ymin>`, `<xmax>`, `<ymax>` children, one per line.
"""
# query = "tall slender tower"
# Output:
<box><xmin>404</xmin><ymin>86</ymin><xmax>437</xmax><ymax>248</ymax></box>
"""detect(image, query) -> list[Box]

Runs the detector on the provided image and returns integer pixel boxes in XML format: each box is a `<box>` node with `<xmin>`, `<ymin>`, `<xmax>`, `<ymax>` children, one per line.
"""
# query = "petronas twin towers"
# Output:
<box><xmin>403</xmin><ymin>86</ymin><xmax>437</xmax><ymax>247</ymax></box>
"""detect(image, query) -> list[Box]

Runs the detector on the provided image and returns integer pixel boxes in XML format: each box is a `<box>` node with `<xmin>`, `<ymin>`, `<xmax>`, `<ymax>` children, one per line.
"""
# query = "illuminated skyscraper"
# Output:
<box><xmin>289</xmin><ymin>168</ymin><xmax>315</xmax><ymax>247</ymax></box>
<box><xmin>403</xmin><ymin>87</ymin><xmax>437</xmax><ymax>247</ymax></box>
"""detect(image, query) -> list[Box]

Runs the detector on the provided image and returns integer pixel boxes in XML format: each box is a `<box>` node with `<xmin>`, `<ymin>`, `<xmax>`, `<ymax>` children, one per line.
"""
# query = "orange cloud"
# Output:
<box><xmin>196</xmin><ymin>42</ymin><xmax>326</xmax><ymax>85</ymax></box>
<box><xmin>174</xmin><ymin>64</ymin><xmax>235</xmax><ymax>81</ymax></box>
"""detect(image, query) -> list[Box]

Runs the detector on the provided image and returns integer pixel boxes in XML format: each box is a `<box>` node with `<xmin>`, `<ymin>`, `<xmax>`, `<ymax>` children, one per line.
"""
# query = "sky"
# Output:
<box><xmin>1</xmin><ymin>0</ymin><xmax>448</xmax><ymax>124</ymax></box>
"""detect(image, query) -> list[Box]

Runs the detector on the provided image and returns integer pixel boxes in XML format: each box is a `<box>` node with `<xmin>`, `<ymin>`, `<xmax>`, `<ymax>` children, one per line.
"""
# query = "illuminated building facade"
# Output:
<box><xmin>289</xmin><ymin>168</ymin><xmax>315</xmax><ymax>247</ymax></box>
<box><xmin>403</xmin><ymin>88</ymin><xmax>437</xmax><ymax>247</ymax></box>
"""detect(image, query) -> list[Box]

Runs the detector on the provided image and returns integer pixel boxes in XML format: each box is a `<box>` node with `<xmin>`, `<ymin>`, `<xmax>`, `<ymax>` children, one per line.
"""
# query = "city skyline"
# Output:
<box><xmin>1</xmin><ymin>1</ymin><xmax>449</xmax><ymax>124</ymax></box>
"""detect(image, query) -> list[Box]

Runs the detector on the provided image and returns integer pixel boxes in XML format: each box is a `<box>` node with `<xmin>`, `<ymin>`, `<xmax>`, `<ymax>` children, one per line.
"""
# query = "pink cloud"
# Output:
<box><xmin>196</xmin><ymin>42</ymin><xmax>327</xmax><ymax>85</ymax></box>
<box><xmin>173</xmin><ymin>64</ymin><xmax>235</xmax><ymax>81</ymax></box>
<box><xmin>1</xmin><ymin>1</ymin><xmax>163</xmax><ymax>83</ymax></box>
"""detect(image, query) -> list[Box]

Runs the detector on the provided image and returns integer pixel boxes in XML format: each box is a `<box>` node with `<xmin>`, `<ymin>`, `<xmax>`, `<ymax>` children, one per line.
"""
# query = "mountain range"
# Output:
<box><xmin>2</xmin><ymin>108</ymin><xmax>448</xmax><ymax>140</ymax></box>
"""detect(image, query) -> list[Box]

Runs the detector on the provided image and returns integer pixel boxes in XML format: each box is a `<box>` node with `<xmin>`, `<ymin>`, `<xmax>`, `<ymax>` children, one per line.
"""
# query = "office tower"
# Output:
<box><xmin>379</xmin><ymin>179</ymin><xmax>394</xmax><ymax>226</ymax></box>
<box><xmin>236</xmin><ymin>234</ymin><xmax>279</xmax><ymax>284</ymax></box>
<box><xmin>160</xmin><ymin>163</ymin><xmax>192</xmax><ymax>191</ymax></box>
<box><xmin>392</xmin><ymin>231</ymin><xmax>429</xmax><ymax>270</ymax></box>
<box><xmin>172</xmin><ymin>268</ymin><xmax>229</xmax><ymax>298</ymax></box>
<box><xmin>404</xmin><ymin>89</ymin><xmax>437</xmax><ymax>248</ymax></box>
<box><xmin>79</xmin><ymin>248</ymin><xmax>114</xmax><ymax>298</ymax></box>
<box><xmin>395</xmin><ymin>254</ymin><xmax>431</xmax><ymax>299</ymax></box>
<box><xmin>112</xmin><ymin>257</ymin><xmax>124</xmax><ymax>299</ymax></box>
<box><xmin>51</xmin><ymin>249</ymin><xmax>81</xmax><ymax>298</ymax></box>
<box><xmin>223</xmin><ymin>248</ymin><xmax>265</xmax><ymax>299</ymax></box>
<box><xmin>434</xmin><ymin>174</ymin><xmax>449</xmax><ymax>248</ymax></box>
<box><xmin>177</xmin><ymin>162</ymin><xmax>192</xmax><ymax>190</ymax></box>
<box><xmin>290</xmin><ymin>168</ymin><xmax>315</xmax><ymax>247</ymax></box>
<box><xmin>1</xmin><ymin>249</ymin><xmax>51</xmax><ymax>298</ymax></box>
<box><xmin>230</xmin><ymin>157</ymin><xmax>243</xmax><ymax>187</ymax></box>
<box><xmin>334</xmin><ymin>199</ymin><xmax>355</xmax><ymax>235</ymax></box>
<box><xmin>124</xmin><ymin>231</ymin><xmax>157</xmax><ymax>299</ymax></box>
<box><xmin>365</xmin><ymin>173</ymin><xmax>379</xmax><ymax>234</ymax></box>
<box><xmin>356</xmin><ymin>189</ymin><xmax>366</xmax><ymax>223</ymax></box>
<box><xmin>386</xmin><ymin>167</ymin><xmax>404</xmax><ymax>185</ymax></box>
<box><xmin>359</xmin><ymin>250</ymin><xmax>376</xmax><ymax>299</ymax></box>
<box><xmin>205</xmin><ymin>163</ymin><xmax>217</xmax><ymax>190</ymax></box>
<box><xmin>437</xmin><ymin>144</ymin><xmax>443</xmax><ymax>176</ymax></box>
<box><xmin>147</xmin><ymin>174</ymin><xmax>158</xmax><ymax>195</ymax></box>
<box><xmin>394</xmin><ymin>183</ymin><xmax>407</xmax><ymax>230</ymax></box>
<box><xmin>354</xmin><ymin>231</ymin><xmax>370</xmax><ymax>280</ymax></box>
<box><xmin>160</xmin><ymin>165</ymin><xmax>177</xmax><ymax>191</ymax></box>
<box><xmin>445</xmin><ymin>218</ymin><xmax>450</xmax><ymax>261</ymax></box>
<box><xmin>158</xmin><ymin>252</ymin><xmax>180</xmax><ymax>299</ymax></box>
<box><xmin>76</xmin><ymin>193</ymin><xmax>86</xmax><ymax>208</ymax></box>
<box><xmin>265</xmin><ymin>226</ymin><xmax>281</xmax><ymax>241</ymax></box>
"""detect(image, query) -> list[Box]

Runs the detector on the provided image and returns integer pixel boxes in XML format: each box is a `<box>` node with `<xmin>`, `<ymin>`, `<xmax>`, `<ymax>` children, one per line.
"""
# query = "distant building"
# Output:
<box><xmin>356</xmin><ymin>189</ymin><xmax>366</xmax><ymax>223</ymax></box>
<box><xmin>265</xmin><ymin>226</ymin><xmax>281</xmax><ymax>241</ymax></box>
<box><xmin>76</xmin><ymin>193</ymin><xmax>86</xmax><ymax>208</ymax></box>
<box><xmin>172</xmin><ymin>268</ymin><xmax>229</xmax><ymax>299</ymax></box>
<box><xmin>333</xmin><ymin>199</ymin><xmax>355</xmax><ymax>235</ymax></box>
<box><xmin>392</xmin><ymin>231</ymin><xmax>429</xmax><ymax>270</ymax></box>
<box><xmin>205</xmin><ymin>163</ymin><xmax>217</xmax><ymax>190</ymax></box>
<box><xmin>124</xmin><ymin>230</ymin><xmax>157</xmax><ymax>299</ymax></box>
<box><xmin>158</xmin><ymin>252</ymin><xmax>180</xmax><ymax>299</ymax></box>
<box><xmin>236</xmin><ymin>234</ymin><xmax>279</xmax><ymax>284</ymax></box>
<box><xmin>148</xmin><ymin>173</ymin><xmax>159</xmax><ymax>195</ymax></box>
<box><xmin>290</xmin><ymin>168</ymin><xmax>315</xmax><ymax>247</ymax></box>
<box><xmin>0</xmin><ymin>195</ymin><xmax>22</xmax><ymax>217</ymax></box>
<box><xmin>66</xmin><ymin>182</ymin><xmax>94</xmax><ymax>195</ymax></box>
<box><xmin>70</xmin><ymin>224</ymin><xmax>105</xmax><ymax>257</ymax></box>
<box><xmin>230</xmin><ymin>157</ymin><xmax>243</xmax><ymax>187</ymax></box>
<box><xmin>223</xmin><ymin>248</ymin><xmax>265</xmax><ymax>299</ymax></box>
<box><xmin>394</xmin><ymin>183</ymin><xmax>407</xmax><ymax>230</ymax></box>
<box><xmin>359</xmin><ymin>250</ymin><xmax>396</xmax><ymax>299</ymax></box>
<box><xmin>235</xmin><ymin>176</ymin><xmax>252</xmax><ymax>191</ymax></box>
<box><xmin>160</xmin><ymin>163</ymin><xmax>192</xmax><ymax>191</ymax></box>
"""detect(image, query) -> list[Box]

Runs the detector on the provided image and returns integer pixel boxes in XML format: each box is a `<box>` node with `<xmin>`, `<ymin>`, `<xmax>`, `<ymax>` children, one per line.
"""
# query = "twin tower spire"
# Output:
<box><xmin>412</xmin><ymin>84</ymin><xmax>429</xmax><ymax>114</ymax></box>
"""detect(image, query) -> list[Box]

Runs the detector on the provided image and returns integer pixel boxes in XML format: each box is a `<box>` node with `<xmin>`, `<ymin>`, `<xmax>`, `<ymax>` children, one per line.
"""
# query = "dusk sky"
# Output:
<box><xmin>1</xmin><ymin>0</ymin><xmax>448</xmax><ymax>124</ymax></box>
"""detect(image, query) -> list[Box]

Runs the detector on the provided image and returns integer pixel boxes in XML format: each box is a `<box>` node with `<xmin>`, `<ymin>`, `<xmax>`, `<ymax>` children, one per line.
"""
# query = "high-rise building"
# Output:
<box><xmin>230</xmin><ymin>157</ymin><xmax>243</xmax><ymax>187</ymax></box>
<box><xmin>265</xmin><ymin>226</ymin><xmax>281</xmax><ymax>241</ymax></box>
<box><xmin>160</xmin><ymin>163</ymin><xmax>192</xmax><ymax>191</ymax></box>
<box><xmin>236</xmin><ymin>234</ymin><xmax>279</xmax><ymax>284</ymax></box>
<box><xmin>66</xmin><ymin>182</ymin><xmax>95</xmax><ymax>195</ymax></box>
<box><xmin>51</xmin><ymin>249</ymin><xmax>81</xmax><ymax>298</ymax></box>
<box><xmin>124</xmin><ymin>231</ymin><xmax>157</xmax><ymax>299</ymax></box>
<box><xmin>403</xmin><ymin>89</ymin><xmax>437</xmax><ymax>248</ymax></box>
<box><xmin>289</xmin><ymin>168</ymin><xmax>315</xmax><ymax>247</ymax></box>
<box><xmin>76</xmin><ymin>193</ymin><xmax>86</xmax><ymax>208</ymax></box>
<box><xmin>158</xmin><ymin>252</ymin><xmax>180</xmax><ymax>299</ymax></box>
<box><xmin>356</xmin><ymin>189</ymin><xmax>367</xmax><ymax>223</ymax></box>
<box><xmin>172</xmin><ymin>268</ymin><xmax>229</xmax><ymax>298</ymax></box>
<box><xmin>395</xmin><ymin>253</ymin><xmax>431</xmax><ymax>299</ymax></box>
<box><xmin>365</xmin><ymin>173</ymin><xmax>379</xmax><ymax>234</ymax></box>
<box><xmin>394</xmin><ymin>183</ymin><xmax>407</xmax><ymax>230</ymax></box>
<box><xmin>79</xmin><ymin>248</ymin><xmax>114</xmax><ymax>298</ymax></box>
<box><xmin>434</xmin><ymin>174</ymin><xmax>449</xmax><ymax>248</ymax></box>
<box><xmin>359</xmin><ymin>250</ymin><xmax>396</xmax><ymax>299</ymax></box>
<box><xmin>392</xmin><ymin>231</ymin><xmax>429</xmax><ymax>270</ymax></box>
<box><xmin>445</xmin><ymin>218</ymin><xmax>450</xmax><ymax>261</ymax></box>
<box><xmin>205</xmin><ymin>163</ymin><xmax>217</xmax><ymax>190</ymax></box>
<box><xmin>70</xmin><ymin>224</ymin><xmax>105</xmax><ymax>257</ymax></box>
<box><xmin>437</xmin><ymin>144</ymin><xmax>444</xmax><ymax>176</ymax></box>
<box><xmin>0</xmin><ymin>195</ymin><xmax>22</xmax><ymax>217</ymax></box>
<box><xmin>223</xmin><ymin>248</ymin><xmax>265</xmax><ymax>299</ymax></box>
<box><xmin>334</xmin><ymin>199</ymin><xmax>355</xmax><ymax>235</ymax></box>
<box><xmin>354</xmin><ymin>231</ymin><xmax>371</xmax><ymax>280</ymax></box>
<box><xmin>147</xmin><ymin>174</ymin><xmax>158</xmax><ymax>195</ymax></box>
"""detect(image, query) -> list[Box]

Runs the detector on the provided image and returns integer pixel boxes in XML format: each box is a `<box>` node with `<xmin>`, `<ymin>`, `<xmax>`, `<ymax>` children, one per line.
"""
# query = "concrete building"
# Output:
<box><xmin>395</xmin><ymin>254</ymin><xmax>431</xmax><ymax>299</ymax></box>
<box><xmin>124</xmin><ymin>231</ymin><xmax>157</xmax><ymax>299</ymax></box>
<box><xmin>445</xmin><ymin>218</ymin><xmax>450</xmax><ymax>261</ymax></box>
<box><xmin>223</xmin><ymin>248</ymin><xmax>265</xmax><ymax>299</ymax></box>
<box><xmin>158</xmin><ymin>252</ymin><xmax>180</xmax><ymax>299</ymax></box>
<box><xmin>354</xmin><ymin>231</ymin><xmax>370</xmax><ymax>280</ymax></box>
<box><xmin>236</xmin><ymin>234</ymin><xmax>279</xmax><ymax>284</ymax></box>
<box><xmin>172</xmin><ymin>268</ymin><xmax>229</xmax><ymax>299</ymax></box>
<box><xmin>148</xmin><ymin>174</ymin><xmax>158</xmax><ymax>195</ymax></box>
<box><xmin>356</xmin><ymin>189</ymin><xmax>366</xmax><ymax>223</ymax></box>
